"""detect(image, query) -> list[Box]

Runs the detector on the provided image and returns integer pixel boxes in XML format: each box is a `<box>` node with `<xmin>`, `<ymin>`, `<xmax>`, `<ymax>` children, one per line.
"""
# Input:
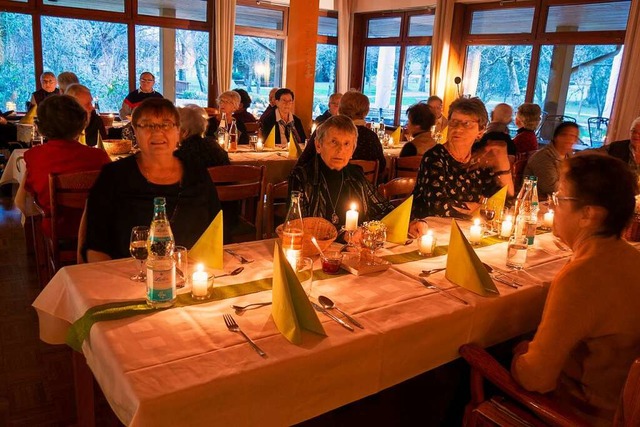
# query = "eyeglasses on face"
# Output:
<box><xmin>278</xmin><ymin>98</ymin><xmax>294</xmax><ymax>105</ymax></box>
<box><xmin>551</xmin><ymin>191</ymin><xmax>580</xmax><ymax>207</ymax></box>
<box><xmin>140</xmin><ymin>78</ymin><xmax>155</xmax><ymax>83</ymax></box>
<box><xmin>136</xmin><ymin>122</ymin><xmax>176</xmax><ymax>132</ymax></box>
<box><xmin>448</xmin><ymin>119</ymin><xmax>479</xmax><ymax>129</ymax></box>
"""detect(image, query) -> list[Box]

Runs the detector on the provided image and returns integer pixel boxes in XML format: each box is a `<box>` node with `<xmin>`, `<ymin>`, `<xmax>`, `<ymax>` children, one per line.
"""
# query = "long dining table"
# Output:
<box><xmin>32</xmin><ymin>217</ymin><xmax>573</xmax><ymax>426</ymax></box>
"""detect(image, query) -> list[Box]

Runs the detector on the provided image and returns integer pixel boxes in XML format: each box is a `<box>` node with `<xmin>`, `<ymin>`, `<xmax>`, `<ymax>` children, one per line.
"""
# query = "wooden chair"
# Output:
<box><xmin>459</xmin><ymin>343</ymin><xmax>640</xmax><ymax>427</ymax></box>
<box><xmin>378</xmin><ymin>177</ymin><xmax>415</xmax><ymax>207</ymax></box>
<box><xmin>264</xmin><ymin>180</ymin><xmax>289</xmax><ymax>237</ymax></box>
<box><xmin>47</xmin><ymin>170</ymin><xmax>101</xmax><ymax>277</ymax></box>
<box><xmin>349</xmin><ymin>159</ymin><xmax>379</xmax><ymax>184</ymax></box>
<box><xmin>244</xmin><ymin>121</ymin><xmax>259</xmax><ymax>136</ymax></box>
<box><xmin>587</xmin><ymin>117</ymin><xmax>609</xmax><ymax>148</ymax></box>
<box><xmin>537</xmin><ymin>115</ymin><xmax>576</xmax><ymax>143</ymax></box>
<box><xmin>208</xmin><ymin>165</ymin><xmax>266</xmax><ymax>242</ymax></box>
<box><xmin>394</xmin><ymin>155</ymin><xmax>422</xmax><ymax>179</ymax></box>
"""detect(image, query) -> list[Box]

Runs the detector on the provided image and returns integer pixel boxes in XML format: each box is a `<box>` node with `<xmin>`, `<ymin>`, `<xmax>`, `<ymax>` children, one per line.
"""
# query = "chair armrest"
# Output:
<box><xmin>459</xmin><ymin>343</ymin><xmax>590</xmax><ymax>427</ymax></box>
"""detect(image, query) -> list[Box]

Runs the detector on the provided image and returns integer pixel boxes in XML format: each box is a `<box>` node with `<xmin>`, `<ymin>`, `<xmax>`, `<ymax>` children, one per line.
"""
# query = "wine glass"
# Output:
<box><xmin>361</xmin><ymin>221</ymin><xmax>387</xmax><ymax>265</ymax></box>
<box><xmin>479</xmin><ymin>197</ymin><xmax>496</xmax><ymax>232</ymax></box>
<box><xmin>129</xmin><ymin>226</ymin><xmax>149</xmax><ymax>282</ymax></box>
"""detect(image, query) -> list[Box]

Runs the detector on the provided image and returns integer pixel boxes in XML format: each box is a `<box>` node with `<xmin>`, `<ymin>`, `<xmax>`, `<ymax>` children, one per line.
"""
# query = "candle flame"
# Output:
<box><xmin>506</xmin><ymin>215</ymin><xmax>512</xmax><ymax>221</ymax></box>
<box><xmin>350</xmin><ymin>203</ymin><xmax>357</xmax><ymax>210</ymax></box>
<box><xmin>427</xmin><ymin>230</ymin><xmax>433</xmax><ymax>236</ymax></box>
<box><xmin>196</xmin><ymin>263</ymin><xmax>204</xmax><ymax>272</ymax></box>
<box><xmin>474</xmin><ymin>219</ymin><xmax>481</xmax><ymax>226</ymax></box>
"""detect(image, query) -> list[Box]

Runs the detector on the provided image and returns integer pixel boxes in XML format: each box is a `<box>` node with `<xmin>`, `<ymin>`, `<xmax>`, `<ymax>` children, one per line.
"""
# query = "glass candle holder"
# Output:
<box><xmin>191</xmin><ymin>264</ymin><xmax>211</xmax><ymax>300</ymax></box>
<box><xmin>417</xmin><ymin>232</ymin><xmax>437</xmax><ymax>257</ymax></box>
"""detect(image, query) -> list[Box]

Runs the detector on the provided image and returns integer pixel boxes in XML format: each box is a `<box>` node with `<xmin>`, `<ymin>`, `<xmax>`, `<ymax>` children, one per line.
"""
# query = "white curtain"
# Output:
<box><xmin>607</xmin><ymin>0</ymin><xmax>640</xmax><ymax>143</ymax></box>
<box><xmin>215</xmin><ymin>0</ymin><xmax>236</xmax><ymax>94</ymax></box>
<box><xmin>430</xmin><ymin>0</ymin><xmax>455</xmax><ymax>99</ymax></box>
<box><xmin>336</xmin><ymin>0</ymin><xmax>353</xmax><ymax>93</ymax></box>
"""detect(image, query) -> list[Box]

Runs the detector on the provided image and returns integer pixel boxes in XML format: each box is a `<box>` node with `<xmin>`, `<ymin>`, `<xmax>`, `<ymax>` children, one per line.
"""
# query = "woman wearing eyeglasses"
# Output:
<box><xmin>85</xmin><ymin>98</ymin><xmax>221</xmax><ymax>262</ymax></box>
<box><xmin>511</xmin><ymin>154</ymin><xmax>640</xmax><ymax>424</ymax></box>
<box><xmin>411</xmin><ymin>97</ymin><xmax>514</xmax><ymax>219</ymax></box>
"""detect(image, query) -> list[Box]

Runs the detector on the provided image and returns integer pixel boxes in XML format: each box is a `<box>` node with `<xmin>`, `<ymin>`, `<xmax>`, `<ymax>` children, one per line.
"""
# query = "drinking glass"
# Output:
<box><xmin>173</xmin><ymin>246</ymin><xmax>188</xmax><ymax>289</ymax></box>
<box><xmin>129</xmin><ymin>226</ymin><xmax>149</xmax><ymax>281</ymax></box>
<box><xmin>361</xmin><ymin>221</ymin><xmax>387</xmax><ymax>265</ymax></box>
<box><xmin>506</xmin><ymin>235</ymin><xmax>528</xmax><ymax>270</ymax></box>
<box><xmin>295</xmin><ymin>257</ymin><xmax>314</xmax><ymax>297</ymax></box>
<box><xmin>479</xmin><ymin>197</ymin><xmax>496</xmax><ymax>232</ymax></box>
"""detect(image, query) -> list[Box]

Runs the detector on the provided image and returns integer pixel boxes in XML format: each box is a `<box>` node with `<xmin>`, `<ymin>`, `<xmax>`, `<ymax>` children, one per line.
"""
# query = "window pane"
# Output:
<box><xmin>175</xmin><ymin>29</ymin><xmax>209</xmax><ymax>107</ymax></box>
<box><xmin>318</xmin><ymin>16</ymin><xmax>338</xmax><ymax>37</ymax></box>
<box><xmin>138</xmin><ymin>0</ymin><xmax>207</xmax><ymax>22</ymax></box>
<box><xmin>367</xmin><ymin>17</ymin><xmax>401</xmax><ymax>38</ymax></box>
<box><xmin>534</xmin><ymin>44</ymin><xmax>623</xmax><ymax>145</ymax></box>
<box><xmin>408</xmin><ymin>14</ymin><xmax>434</xmax><ymax>37</ymax></box>
<box><xmin>463</xmin><ymin>45</ymin><xmax>532</xmax><ymax>112</ymax></box>
<box><xmin>236</xmin><ymin>5</ymin><xmax>283</xmax><ymax>30</ymax></box>
<box><xmin>42</xmin><ymin>16</ymin><xmax>128</xmax><ymax>113</ymax></box>
<box><xmin>545</xmin><ymin>2</ymin><xmax>631</xmax><ymax>32</ymax></box>
<box><xmin>363</xmin><ymin>45</ymin><xmax>400</xmax><ymax>125</ymax></box>
<box><xmin>136</xmin><ymin>25</ymin><xmax>162</xmax><ymax>95</ymax></box>
<box><xmin>313</xmin><ymin>44</ymin><xmax>337</xmax><ymax>119</ymax></box>
<box><xmin>0</xmin><ymin>12</ymin><xmax>35</xmax><ymax>112</ymax></box>
<box><xmin>43</xmin><ymin>0</ymin><xmax>124</xmax><ymax>13</ymax></box>
<box><xmin>399</xmin><ymin>45</ymin><xmax>431</xmax><ymax>125</ymax></box>
<box><xmin>470</xmin><ymin>8</ymin><xmax>534</xmax><ymax>34</ymax></box>
<box><xmin>232</xmin><ymin>35</ymin><xmax>284</xmax><ymax>115</ymax></box>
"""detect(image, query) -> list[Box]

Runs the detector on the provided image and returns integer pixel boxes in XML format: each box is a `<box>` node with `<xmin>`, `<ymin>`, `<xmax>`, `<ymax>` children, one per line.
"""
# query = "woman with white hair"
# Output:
<box><xmin>606</xmin><ymin>116</ymin><xmax>640</xmax><ymax>177</ymax></box>
<box><xmin>175</xmin><ymin>104</ymin><xmax>230</xmax><ymax>168</ymax></box>
<box><xmin>206</xmin><ymin>90</ymin><xmax>249</xmax><ymax>144</ymax></box>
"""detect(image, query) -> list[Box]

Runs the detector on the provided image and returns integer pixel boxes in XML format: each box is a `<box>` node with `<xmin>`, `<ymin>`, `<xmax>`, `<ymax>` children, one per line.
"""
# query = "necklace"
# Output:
<box><xmin>320</xmin><ymin>170</ymin><xmax>345</xmax><ymax>225</ymax></box>
<box><xmin>446</xmin><ymin>142</ymin><xmax>471</xmax><ymax>164</ymax></box>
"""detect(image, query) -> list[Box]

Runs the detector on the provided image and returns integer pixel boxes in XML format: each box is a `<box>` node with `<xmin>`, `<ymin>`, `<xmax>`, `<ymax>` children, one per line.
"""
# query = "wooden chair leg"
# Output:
<box><xmin>72</xmin><ymin>351</ymin><xmax>95</xmax><ymax>427</ymax></box>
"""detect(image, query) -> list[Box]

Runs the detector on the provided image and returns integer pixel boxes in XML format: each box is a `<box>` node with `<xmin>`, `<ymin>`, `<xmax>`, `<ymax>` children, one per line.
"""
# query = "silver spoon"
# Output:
<box><xmin>318</xmin><ymin>295</ymin><xmax>364</xmax><ymax>329</ymax></box>
<box><xmin>211</xmin><ymin>266</ymin><xmax>244</xmax><ymax>280</ymax></box>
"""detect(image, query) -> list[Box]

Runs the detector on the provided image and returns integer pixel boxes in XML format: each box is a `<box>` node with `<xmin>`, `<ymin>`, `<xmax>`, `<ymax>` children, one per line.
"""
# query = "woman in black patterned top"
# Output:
<box><xmin>411</xmin><ymin>97</ymin><xmax>514</xmax><ymax>219</ymax></box>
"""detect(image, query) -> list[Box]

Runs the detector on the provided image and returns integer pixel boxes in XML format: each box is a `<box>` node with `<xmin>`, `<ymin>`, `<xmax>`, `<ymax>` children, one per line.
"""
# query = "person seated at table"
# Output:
<box><xmin>175</xmin><ymin>104</ymin><xmax>230</xmax><ymax>168</ymax></box>
<box><xmin>524</xmin><ymin>121</ymin><xmax>579</xmax><ymax>198</ymax></box>
<box><xmin>314</xmin><ymin>92</ymin><xmax>342</xmax><ymax>126</ymax></box>
<box><xmin>119</xmin><ymin>72</ymin><xmax>163</xmax><ymax>119</ymax></box>
<box><xmin>605</xmin><ymin>116</ymin><xmax>640</xmax><ymax>177</ymax></box>
<box><xmin>85</xmin><ymin>98</ymin><xmax>221</xmax><ymax>261</ymax></box>
<box><xmin>16</xmin><ymin>95</ymin><xmax>111</xmax><ymax>237</ymax></box>
<box><xmin>513</xmin><ymin>102</ymin><xmax>542</xmax><ymax>154</ymax></box>
<box><xmin>296</xmin><ymin>90</ymin><xmax>386</xmax><ymax>171</ymax></box>
<box><xmin>27</xmin><ymin>72</ymin><xmax>59</xmax><ymax>110</ymax></box>
<box><xmin>57</xmin><ymin>71</ymin><xmax>79</xmax><ymax>94</ymax></box>
<box><xmin>411</xmin><ymin>97</ymin><xmax>514</xmax><ymax>219</ymax></box>
<box><xmin>232</xmin><ymin>88</ymin><xmax>257</xmax><ymax>124</ymax></box>
<box><xmin>65</xmin><ymin>84</ymin><xmax>106</xmax><ymax>147</ymax></box>
<box><xmin>206</xmin><ymin>90</ymin><xmax>249</xmax><ymax>145</ymax></box>
<box><xmin>258</xmin><ymin>87</ymin><xmax>279</xmax><ymax>123</ymax></box>
<box><xmin>426</xmin><ymin>95</ymin><xmax>448</xmax><ymax>134</ymax></box>
<box><xmin>473</xmin><ymin>131</ymin><xmax>517</xmax><ymax>156</ymax></box>
<box><xmin>511</xmin><ymin>153</ymin><xmax>640</xmax><ymax>425</ymax></box>
<box><xmin>289</xmin><ymin>115</ymin><xmax>394</xmax><ymax>229</ymax></box>
<box><xmin>399</xmin><ymin>103</ymin><xmax>436</xmax><ymax>157</ymax></box>
<box><xmin>260</xmin><ymin>88</ymin><xmax>306</xmax><ymax>147</ymax></box>
<box><xmin>485</xmin><ymin>102</ymin><xmax>513</xmax><ymax>135</ymax></box>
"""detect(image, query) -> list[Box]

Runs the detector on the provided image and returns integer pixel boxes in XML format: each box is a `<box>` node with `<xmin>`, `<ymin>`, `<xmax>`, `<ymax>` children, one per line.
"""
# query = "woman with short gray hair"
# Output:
<box><xmin>175</xmin><ymin>104</ymin><xmax>230</xmax><ymax>168</ymax></box>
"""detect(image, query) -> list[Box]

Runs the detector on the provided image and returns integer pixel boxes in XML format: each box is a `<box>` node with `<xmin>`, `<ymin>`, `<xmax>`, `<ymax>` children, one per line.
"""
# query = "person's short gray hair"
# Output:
<box><xmin>338</xmin><ymin>90</ymin><xmax>370</xmax><ymax>120</ymax></box>
<box><xmin>217</xmin><ymin>91</ymin><xmax>241</xmax><ymax>110</ymax></box>
<box><xmin>178</xmin><ymin>104</ymin><xmax>209</xmax><ymax>138</ymax></box>
<box><xmin>57</xmin><ymin>71</ymin><xmax>79</xmax><ymax>93</ymax></box>
<box><xmin>64</xmin><ymin>83</ymin><xmax>91</xmax><ymax>98</ymax></box>
<box><xmin>448</xmin><ymin>97</ymin><xmax>489</xmax><ymax>129</ymax></box>
<box><xmin>316</xmin><ymin>115</ymin><xmax>358</xmax><ymax>145</ymax></box>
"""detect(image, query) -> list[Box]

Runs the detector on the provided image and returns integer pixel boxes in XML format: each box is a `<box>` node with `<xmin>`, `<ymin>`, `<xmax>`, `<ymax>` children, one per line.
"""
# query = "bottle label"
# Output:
<box><xmin>147</xmin><ymin>263</ymin><xmax>176</xmax><ymax>303</ymax></box>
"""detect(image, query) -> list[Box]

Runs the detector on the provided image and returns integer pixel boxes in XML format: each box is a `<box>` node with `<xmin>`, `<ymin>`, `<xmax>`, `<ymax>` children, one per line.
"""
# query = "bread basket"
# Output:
<box><xmin>276</xmin><ymin>217</ymin><xmax>338</xmax><ymax>257</ymax></box>
<box><xmin>102</xmin><ymin>139</ymin><xmax>132</xmax><ymax>156</ymax></box>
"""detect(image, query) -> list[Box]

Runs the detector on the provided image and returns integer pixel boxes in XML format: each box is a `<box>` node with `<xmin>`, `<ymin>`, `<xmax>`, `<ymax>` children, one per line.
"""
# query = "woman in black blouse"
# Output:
<box><xmin>411</xmin><ymin>97</ymin><xmax>514</xmax><ymax>219</ymax></box>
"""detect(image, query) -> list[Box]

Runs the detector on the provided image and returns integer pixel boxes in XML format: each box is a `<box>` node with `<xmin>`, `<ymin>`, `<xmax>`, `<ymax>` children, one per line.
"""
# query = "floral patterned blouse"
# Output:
<box><xmin>411</xmin><ymin>144</ymin><xmax>500</xmax><ymax>218</ymax></box>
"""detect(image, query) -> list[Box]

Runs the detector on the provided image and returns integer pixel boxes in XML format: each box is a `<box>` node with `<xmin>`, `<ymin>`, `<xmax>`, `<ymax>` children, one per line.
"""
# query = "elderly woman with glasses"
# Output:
<box><xmin>85</xmin><ymin>98</ymin><xmax>221</xmax><ymax>262</ymax></box>
<box><xmin>288</xmin><ymin>115</ymin><xmax>393</xmax><ymax>229</ymax></box>
<box><xmin>511</xmin><ymin>154</ymin><xmax>640</xmax><ymax>424</ymax></box>
<box><xmin>207</xmin><ymin>90</ymin><xmax>249</xmax><ymax>145</ymax></box>
<box><xmin>411</xmin><ymin>97</ymin><xmax>514</xmax><ymax>220</ymax></box>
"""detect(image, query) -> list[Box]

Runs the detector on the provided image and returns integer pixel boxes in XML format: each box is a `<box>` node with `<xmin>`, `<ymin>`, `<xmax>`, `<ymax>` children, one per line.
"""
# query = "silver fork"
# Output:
<box><xmin>225</xmin><ymin>249</ymin><xmax>254</xmax><ymax>264</ymax></box>
<box><xmin>223</xmin><ymin>314</ymin><xmax>266</xmax><ymax>357</ymax></box>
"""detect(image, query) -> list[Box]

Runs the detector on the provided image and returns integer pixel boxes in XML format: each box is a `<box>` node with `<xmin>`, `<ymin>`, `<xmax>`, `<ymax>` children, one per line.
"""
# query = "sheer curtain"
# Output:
<box><xmin>336</xmin><ymin>0</ymin><xmax>353</xmax><ymax>94</ymax></box>
<box><xmin>430</xmin><ymin>0</ymin><xmax>455</xmax><ymax>100</ymax></box>
<box><xmin>215</xmin><ymin>0</ymin><xmax>236</xmax><ymax>94</ymax></box>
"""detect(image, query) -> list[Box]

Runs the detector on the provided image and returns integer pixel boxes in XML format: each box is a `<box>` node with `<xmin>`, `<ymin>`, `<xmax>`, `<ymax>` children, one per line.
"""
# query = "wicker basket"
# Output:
<box><xmin>622</xmin><ymin>213</ymin><xmax>640</xmax><ymax>242</ymax></box>
<box><xmin>16</xmin><ymin>124</ymin><xmax>34</xmax><ymax>144</ymax></box>
<box><xmin>102</xmin><ymin>139</ymin><xmax>132</xmax><ymax>156</ymax></box>
<box><xmin>100</xmin><ymin>114</ymin><xmax>115</xmax><ymax>127</ymax></box>
<box><xmin>276</xmin><ymin>217</ymin><xmax>338</xmax><ymax>257</ymax></box>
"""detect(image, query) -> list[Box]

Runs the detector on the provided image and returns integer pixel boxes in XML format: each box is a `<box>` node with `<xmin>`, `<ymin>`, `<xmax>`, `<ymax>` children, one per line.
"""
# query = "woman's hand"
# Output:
<box><xmin>408</xmin><ymin>219</ymin><xmax>429</xmax><ymax>238</ymax></box>
<box><xmin>0</xmin><ymin>116</ymin><xmax>7</xmax><ymax>125</ymax></box>
<box><xmin>470</xmin><ymin>141</ymin><xmax>511</xmax><ymax>171</ymax></box>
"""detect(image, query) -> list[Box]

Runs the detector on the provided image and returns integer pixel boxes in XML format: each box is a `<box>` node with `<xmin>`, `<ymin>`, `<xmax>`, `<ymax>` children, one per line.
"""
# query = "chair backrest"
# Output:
<box><xmin>265</xmin><ymin>180</ymin><xmax>289</xmax><ymax>237</ymax></box>
<box><xmin>587</xmin><ymin>117</ymin><xmax>609</xmax><ymax>148</ymax></box>
<box><xmin>207</xmin><ymin>165</ymin><xmax>266</xmax><ymax>241</ymax></box>
<box><xmin>349</xmin><ymin>159</ymin><xmax>379</xmax><ymax>184</ymax></box>
<box><xmin>244</xmin><ymin>121</ymin><xmax>259</xmax><ymax>135</ymax></box>
<box><xmin>537</xmin><ymin>114</ymin><xmax>577</xmax><ymax>143</ymax></box>
<box><xmin>378</xmin><ymin>178</ymin><xmax>416</xmax><ymax>207</ymax></box>
<box><xmin>394</xmin><ymin>155</ymin><xmax>422</xmax><ymax>179</ymax></box>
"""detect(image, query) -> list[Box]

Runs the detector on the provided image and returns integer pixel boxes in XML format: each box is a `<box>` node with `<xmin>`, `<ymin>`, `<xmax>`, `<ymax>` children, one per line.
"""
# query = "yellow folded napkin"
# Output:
<box><xmin>390</xmin><ymin>126</ymin><xmax>402</xmax><ymax>145</ymax></box>
<box><xmin>486</xmin><ymin>185</ymin><xmax>508</xmax><ymax>215</ymax></box>
<box><xmin>78</xmin><ymin>130</ymin><xmax>87</xmax><ymax>145</ymax></box>
<box><xmin>188</xmin><ymin>210</ymin><xmax>224</xmax><ymax>270</ymax></box>
<box><xmin>264</xmin><ymin>125</ymin><xmax>276</xmax><ymax>149</ymax></box>
<box><xmin>19</xmin><ymin>106</ymin><xmax>36</xmax><ymax>124</ymax></box>
<box><xmin>445</xmin><ymin>219</ymin><xmax>498</xmax><ymax>296</ymax></box>
<box><xmin>288</xmin><ymin>133</ymin><xmax>302</xmax><ymax>159</ymax></box>
<box><xmin>381</xmin><ymin>195</ymin><xmax>413</xmax><ymax>244</ymax></box>
<box><xmin>272</xmin><ymin>242</ymin><xmax>326</xmax><ymax>344</ymax></box>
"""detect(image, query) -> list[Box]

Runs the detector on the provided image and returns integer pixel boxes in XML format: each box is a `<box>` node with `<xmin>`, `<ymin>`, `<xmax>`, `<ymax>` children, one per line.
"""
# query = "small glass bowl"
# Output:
<box><xmin>321</xmin><ymin>251</ymin><xmax>343</xmax><ymax>274</ymax></box>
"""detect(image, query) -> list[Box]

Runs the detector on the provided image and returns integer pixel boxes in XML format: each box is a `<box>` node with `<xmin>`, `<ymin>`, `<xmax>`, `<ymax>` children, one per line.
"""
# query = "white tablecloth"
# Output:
<box><xmin>33</xmin><ymin>221</ymin><xmax>570</xmax><ymax>426</ymax></box>
<box><xmin>0</xmin><ymin>148</ymin><xmax>27</xmax><ymax>186</ymax></box>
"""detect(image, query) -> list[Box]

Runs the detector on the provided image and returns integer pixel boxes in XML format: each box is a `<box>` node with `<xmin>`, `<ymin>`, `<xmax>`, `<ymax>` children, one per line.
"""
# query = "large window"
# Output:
<box><xmin>313</xmin><ymin>13</ymin><xmax>338</xmax><ymax>118</ymax></box>
<box><xmin>0</xmin><ymin>12</ymin><xmax>35</xmax><ymax>111</ymax></box>
<box><xmin>364</xmin><ymin>46</ymin><xmax>400</xmax><ymax>124</ymax></box>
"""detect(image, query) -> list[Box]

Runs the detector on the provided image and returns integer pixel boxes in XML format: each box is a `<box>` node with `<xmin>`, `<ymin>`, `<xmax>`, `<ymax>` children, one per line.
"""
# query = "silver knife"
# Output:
<box><xmin>311</xmin><ymin>302</ymin><xmax>355</xmax><ymax>332</ymax></box>
<box><xmin>391</xmin><ymin>267</ymin><xmax>470</xmax><ymax>306</ymax></box>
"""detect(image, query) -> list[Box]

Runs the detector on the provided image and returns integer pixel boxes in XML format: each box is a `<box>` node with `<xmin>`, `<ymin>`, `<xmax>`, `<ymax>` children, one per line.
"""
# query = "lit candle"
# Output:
<box><xmin>256</xmin><ymin>138</ymin><xmax>263</xmax><ymax>151</ymax></box>
<box><xmin>500</xmin><ymin>215</ymin><xmax>513</xmax><ymax>238</ymax></box>
<box><xmin>419</xmin><ymin>230</ymin><xmax>435</xmax><ymax>255</ymax></box>
<box><xmin>311</xmin><ymin>123</ymin><xmax>317</xmax><ymax>134</ymax></box>
<box><xmin>543</xmin><ymin>210</ymin><xmax>554</xmax><ymax>229</ymax></box>
<box><xmin>285</xmin><ymin>248</ymin><xmax>299</xmax><ymax>269</ymax></box>
<box><xmin>389</xmin><ymin>136</ymin><xmax>394</xmax><ymax>147</ymax></box>
<box><xmin>108</xmin><ymin>113</ymin><xmax>114</xmax><ymax>118</ymax></box>
<box><xmin>372</xmin><ymin>122</ymin><xmax>380</xmax><ymax>131</ymax></box>
<box><xmin>191</xmin><ymin>263</ymin><xmax>209</xmax><ymax>297</ymax></box>
<box><xmin>469</xmin><ymin>219</ymin><xmax>483</xmax><ymax>244</ymax></box>
<box><xmin>345</xmin><ymin>203</ymin><xmax>359</xmax><ymax>231</ymax></box>
<box><xmin>218</xmin><ymin>136</ymin><xmax>225</xmax><ymax>147</ymax></box>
